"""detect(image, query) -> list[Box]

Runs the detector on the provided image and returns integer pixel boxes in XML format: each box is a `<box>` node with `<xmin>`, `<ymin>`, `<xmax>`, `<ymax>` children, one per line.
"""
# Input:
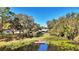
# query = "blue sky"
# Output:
<box><xmin>10</xmin><ymin>7</ymin><xmax>79</xmax><ymax>27</ymax></box>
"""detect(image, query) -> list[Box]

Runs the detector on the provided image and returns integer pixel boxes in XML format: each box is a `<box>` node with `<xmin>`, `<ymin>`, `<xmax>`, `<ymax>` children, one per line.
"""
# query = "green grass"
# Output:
<box><xmin>48</xmin><ymin>41</ymin><xmax>79</xmax><ymax>51</ymax></box>
<box><xmin>0</xmin><ymin>38</ymin><xmax>39</xmax><ymax>51</ymax></box>
<box><xmin>44</xmin><ymin>36</ymin><xmax>79</xmax><ymax>51</ymax></box>
<box><xmin>42</xmin><ymin>33</ymin><xmax>79</xmax><ymax>51</ymax></box>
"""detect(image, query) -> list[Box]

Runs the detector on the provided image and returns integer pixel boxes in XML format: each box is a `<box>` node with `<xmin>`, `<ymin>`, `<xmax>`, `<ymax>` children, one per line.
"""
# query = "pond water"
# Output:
<box><xmin>38</xmin><ymin>43</ymin><xmax>48</xmax><ymax>51</ymax></box>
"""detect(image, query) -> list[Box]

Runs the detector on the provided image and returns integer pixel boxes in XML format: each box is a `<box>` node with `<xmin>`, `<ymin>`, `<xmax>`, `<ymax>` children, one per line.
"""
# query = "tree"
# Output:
<box><xmin>0</xmin><ymin>7</ymin><xmax>15</xmax><ymax>38</ymax></box>
<box><xmin>47</xmin><ymin>19</ymin><xmax>56</xmax><ymax>29</ymax></box>
<box><xmin>47</xmin><ymin>12</ymin><xmax>79</xmax><ymax>40</ymax></box>
<box><xmin>11</xmin><ymin>14</ymin><xmax>41</xmax><ymax>38</ymax></box>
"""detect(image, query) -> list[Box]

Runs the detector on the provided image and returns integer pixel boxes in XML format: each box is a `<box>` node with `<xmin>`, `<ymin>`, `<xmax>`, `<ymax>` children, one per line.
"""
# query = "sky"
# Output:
<box><xmin>10</xmin><ymin>7</ymin><xmax>79</xmax><ymax>27</ymax></box>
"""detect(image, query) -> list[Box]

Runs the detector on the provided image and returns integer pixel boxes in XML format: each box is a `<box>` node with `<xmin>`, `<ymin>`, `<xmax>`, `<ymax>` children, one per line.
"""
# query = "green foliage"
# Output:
<box><xmin>3</xmin><ymin>23</ymin><xmax>11</xmax><ymax>29</ymax></box>
<box><xmin>0</xmin><ymin>7</ymin><xmax>10</xmax><ymax>17</ymax></box>
<box><xmin>63</xmin><ymin>25</ymin><xmax>72</xmax><ymax>37</ymax></box>
<box><xmin>47</xmin><ymin>13</ymin><xmax>79</xmax><ymax>39</ymax></box>
<box><xmin>74</xmin><ymin>35</ymin><xmax>79</xmax><ymax>42</ymax></box>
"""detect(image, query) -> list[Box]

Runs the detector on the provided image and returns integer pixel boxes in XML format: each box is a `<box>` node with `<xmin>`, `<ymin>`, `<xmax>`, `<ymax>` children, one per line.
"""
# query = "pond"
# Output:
<box><xmin>38</xmin><ymin>43</ymin><xmax>48</xmax><ymax>51</ymax></box>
